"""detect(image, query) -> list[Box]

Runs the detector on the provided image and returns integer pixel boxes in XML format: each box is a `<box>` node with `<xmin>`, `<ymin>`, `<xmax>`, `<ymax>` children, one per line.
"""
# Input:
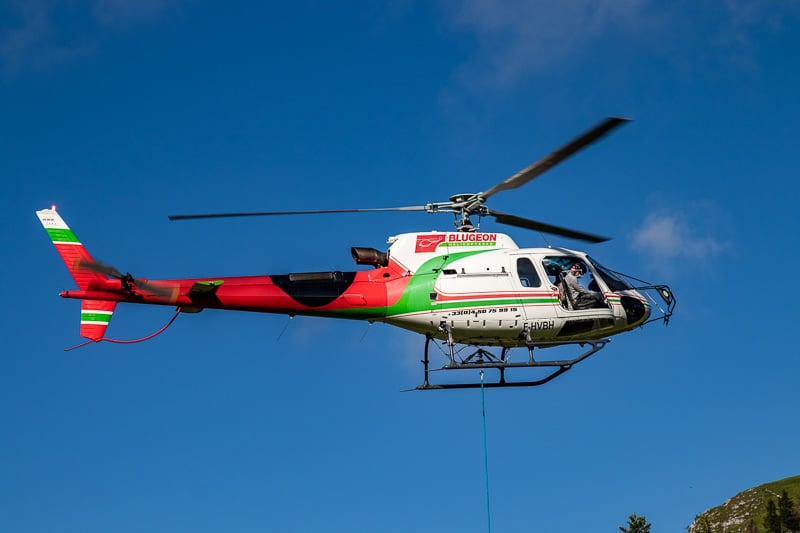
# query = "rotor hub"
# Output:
<box><xmin>449</xmin><ymin>193</ymin><xmax>477</xmax><ymax>204</ymax></box>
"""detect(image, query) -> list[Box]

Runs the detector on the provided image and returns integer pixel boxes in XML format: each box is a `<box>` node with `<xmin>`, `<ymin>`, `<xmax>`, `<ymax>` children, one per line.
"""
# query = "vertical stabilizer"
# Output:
<box><xmin>37</xmin><ymin>207</ymin><xmax>118</xmax><ymax>341</ymax></box>
<box><xmin>36</xmin><ymin>207</ymin><xmax>105</xmax><ymax>290</ymax></box>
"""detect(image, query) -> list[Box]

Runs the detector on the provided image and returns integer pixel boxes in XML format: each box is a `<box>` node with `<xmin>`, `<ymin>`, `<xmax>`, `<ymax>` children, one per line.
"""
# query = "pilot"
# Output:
<box><xmin>564</xmin><ymin>263</ymin><xmax>607</xmax><ymax>310</ymax></box>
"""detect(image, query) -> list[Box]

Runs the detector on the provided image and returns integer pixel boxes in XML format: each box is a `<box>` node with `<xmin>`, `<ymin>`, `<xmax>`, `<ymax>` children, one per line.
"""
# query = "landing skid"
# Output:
<box><xmin>410</xmin><ymin>330</ymin><xmax>609</xmax><ymax>391</ymax></box>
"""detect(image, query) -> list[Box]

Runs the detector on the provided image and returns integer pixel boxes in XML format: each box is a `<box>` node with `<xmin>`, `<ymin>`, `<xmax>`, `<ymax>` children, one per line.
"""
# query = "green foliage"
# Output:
<box><xmin>778</xmin><ymin>489</ymin><xmax>800</xmax><ymax>531</ymax></box>
<box><xmin>693</xmin><ymin>514</ymin><xmax>713</xmax><ymax>533</ymax></box>
<box><xmin>764</xmin><ymin>499</ymin><xmax>781</xmax><ymax>533</ymax></box>
<box><xmin>619</xmin><ymin>513</ymin><xmax>651</xmax><ymax>533</ymax></box>
<box><xmin>688</xmin><ymin>475</ymin><xmax>800</xmax><ymax>533</ymax></box>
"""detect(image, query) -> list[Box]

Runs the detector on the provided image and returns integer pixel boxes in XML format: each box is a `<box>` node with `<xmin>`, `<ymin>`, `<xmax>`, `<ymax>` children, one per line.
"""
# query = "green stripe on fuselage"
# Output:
<box><xmin>384</xmin><ymin>250</ymin><xmax>496</xmax><ymax>317</ymax></box>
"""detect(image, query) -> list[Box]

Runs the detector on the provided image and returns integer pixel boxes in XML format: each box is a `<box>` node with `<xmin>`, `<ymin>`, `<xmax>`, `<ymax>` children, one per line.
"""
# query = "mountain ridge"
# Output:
<box><xmin>688</xmin><ymin>475</ymin><xmax>800</xmax><ymax>532</ymax></box>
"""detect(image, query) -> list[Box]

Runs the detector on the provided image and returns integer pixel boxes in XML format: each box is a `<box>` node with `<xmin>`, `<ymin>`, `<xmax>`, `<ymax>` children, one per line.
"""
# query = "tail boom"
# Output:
<box><xmin>38</xmin><ymin>207</ymin><xmax>407</xmax><ymax>342</ymax></box>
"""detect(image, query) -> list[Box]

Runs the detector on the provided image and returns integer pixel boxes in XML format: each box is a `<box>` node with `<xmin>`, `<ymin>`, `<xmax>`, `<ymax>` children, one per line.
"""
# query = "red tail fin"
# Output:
<box><xmin>36</xmin><ymin>208</ymin><xmax>107</xmax><ymax>290</ymax></box>
<box><xmin>38</xmin><ymin>208</ymin><xmax>119</xmax><ymax>340</ymax></box>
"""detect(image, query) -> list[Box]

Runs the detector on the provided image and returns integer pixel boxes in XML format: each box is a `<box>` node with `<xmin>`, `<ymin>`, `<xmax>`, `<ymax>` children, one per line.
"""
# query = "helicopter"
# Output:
<box><xmin>36</xmin><ymin>116</ymin><xmax>674</xmax><ymax>390</ymax></box>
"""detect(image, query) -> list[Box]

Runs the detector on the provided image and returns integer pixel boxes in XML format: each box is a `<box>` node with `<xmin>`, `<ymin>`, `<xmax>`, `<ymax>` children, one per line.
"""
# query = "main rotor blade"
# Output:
<box><xmin>169</xmin><ymin>206</ymin><xmax>429</xmax><ymax>221</ymax></box>
<box><xmin>488</xmin><ymin>209</ymin><xmax>610</xmax><ymax>243</ymax></box>
<box><xmin>479</xmin><ymin>117</ymin><xmax>630</xmax><ymax>201</ymax></box>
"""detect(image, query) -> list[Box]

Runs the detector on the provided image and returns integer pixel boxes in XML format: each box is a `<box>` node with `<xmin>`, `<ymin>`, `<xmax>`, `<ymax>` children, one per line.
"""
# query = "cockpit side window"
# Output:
<box><xmin>516</xmin><ymin>258</ymin><xmax>541</xmax><ymax>288</ymax></box>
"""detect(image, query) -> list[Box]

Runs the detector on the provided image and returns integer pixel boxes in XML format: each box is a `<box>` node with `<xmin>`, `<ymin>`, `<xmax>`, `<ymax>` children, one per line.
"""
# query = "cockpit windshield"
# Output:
<box><xmin>587</xmin><ymin>256</ymin><xmax>633</xmax><ymax>292</ymax></box>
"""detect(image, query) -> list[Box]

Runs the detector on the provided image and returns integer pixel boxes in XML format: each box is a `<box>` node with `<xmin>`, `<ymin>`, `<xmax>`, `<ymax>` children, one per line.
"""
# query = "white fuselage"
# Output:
<box><xmin>381</xmin><ymin>232</ymin><xmax>650</xmax><ymax>346</ymax></box>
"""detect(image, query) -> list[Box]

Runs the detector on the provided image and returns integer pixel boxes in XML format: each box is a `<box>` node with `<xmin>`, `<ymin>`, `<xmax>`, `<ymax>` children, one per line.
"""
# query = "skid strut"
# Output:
<box><xmin>411</xmin><ymin>324</ymin><xmax>609</xmax><ymax>390</ymax></box>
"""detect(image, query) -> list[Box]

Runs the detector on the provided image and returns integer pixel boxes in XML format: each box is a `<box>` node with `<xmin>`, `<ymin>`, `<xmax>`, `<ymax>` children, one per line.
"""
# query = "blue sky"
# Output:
<box><xmin>2</xmin><ymin>1</ymin><xmax>799</xmax><ymax>531</ymax></box>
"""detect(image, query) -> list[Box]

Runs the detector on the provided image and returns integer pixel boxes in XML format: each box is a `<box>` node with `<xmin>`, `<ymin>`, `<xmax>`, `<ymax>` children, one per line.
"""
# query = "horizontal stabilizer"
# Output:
<box><xmin>188</xmin><ymin>280</ymin><xmax>224</xmax><ymax>296</ymax></box>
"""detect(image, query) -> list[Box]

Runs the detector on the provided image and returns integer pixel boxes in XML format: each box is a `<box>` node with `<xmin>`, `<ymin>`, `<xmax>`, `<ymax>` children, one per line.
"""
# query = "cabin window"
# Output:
<box><xmin>542</xmin><ymin>256</ymin><xmax>581</xmax><ymax>285</ymax></box>
<box><xmin>516</xmin><ymin>258</ymin><xmax>541</xmax><ymax>288</ymax></box>
<box><xmin>542</xmin><ymin>255</ymin><xmax>608</xmax><ymax>293</ymax></box>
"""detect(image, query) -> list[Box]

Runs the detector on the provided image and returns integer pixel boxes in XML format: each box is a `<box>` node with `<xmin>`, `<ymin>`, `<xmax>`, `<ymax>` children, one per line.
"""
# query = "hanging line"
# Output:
<box><xmin>480</xmin><ymin>370</ymin><xmax>492</xmax><ymax>533</ymax></box>
<box><xmin>64</xmin><ymin>308</ymin><xmax>182</xmax><ymax>351</ymax></box>
<box><xmin>277</xmin><ymin>315</ymin><xmax>295</xmax><ymax>341</ymax></box>
<box><xmin>359</xmin><ymin>321</ymin><xmax>374</xmax><ymax>343</ymax></box>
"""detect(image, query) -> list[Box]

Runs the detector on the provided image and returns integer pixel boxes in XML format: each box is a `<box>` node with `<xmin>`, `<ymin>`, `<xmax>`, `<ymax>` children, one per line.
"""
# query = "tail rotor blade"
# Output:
<box><xmin>77</xmin><ymin>258</ymin><xmax>175</xmax><ymax>296</ymax></box>
<box><xmin>77</xmin><ymin>258</ymin><xmax>125</xmax><ymax>279</ymax></box>
<box><xmin>133</xmin><ymin>279</ymin><xmax>177</xmax><ymax>298</ymax></box>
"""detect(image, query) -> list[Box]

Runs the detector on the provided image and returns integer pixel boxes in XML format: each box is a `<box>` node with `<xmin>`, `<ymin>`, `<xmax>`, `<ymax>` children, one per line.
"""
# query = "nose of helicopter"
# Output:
<box><xmin>620</xmin><ymin>295</ymin><xmax>650</xmax><ymax>325</ymax></box>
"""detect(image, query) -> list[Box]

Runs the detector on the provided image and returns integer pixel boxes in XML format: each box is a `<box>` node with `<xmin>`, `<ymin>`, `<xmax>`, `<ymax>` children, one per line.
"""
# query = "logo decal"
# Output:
<box><xmin>415</xmin><ymin>234</ymin><xmax>446</xmax><ymax>253</ymax></box>
<box><xmin>415</xmin><ymin>233</ymin><xmax>499</xmax><ymax>252</ymax></box>
<box><xmin>443</xmin><ymin>233</ymin><xmax>497</xmax><ymax>247</ymax></box>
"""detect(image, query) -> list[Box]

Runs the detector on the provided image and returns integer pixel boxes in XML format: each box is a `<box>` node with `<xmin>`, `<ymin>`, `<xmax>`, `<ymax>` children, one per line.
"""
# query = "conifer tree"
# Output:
<box><xmin>619</xmin><ymin>513</ymin><xmax>651</xmax><ymax>533</ymax></box>
<box><xmin>764</xmin><ymin>498</ymin><xmax>782</xmax><ymax>533</ymax></box>
<box><xmin>778</xmin><ymin>489</ymin><xmax>800</xmax><ymax>531</ymax></box>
